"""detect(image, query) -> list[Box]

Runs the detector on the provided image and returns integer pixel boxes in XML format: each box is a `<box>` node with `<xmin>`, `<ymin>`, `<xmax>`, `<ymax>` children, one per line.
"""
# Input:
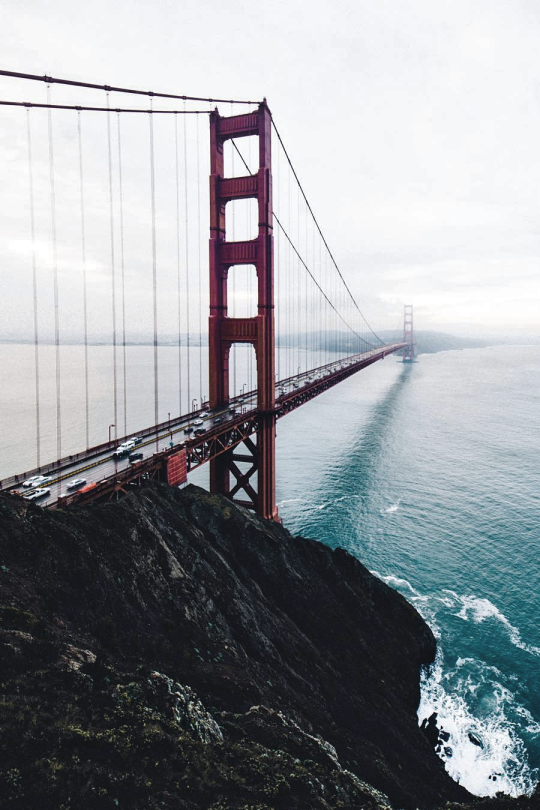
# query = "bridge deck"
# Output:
<box><xmin>1</xmin><ymin>343</ymin><xmax>406</xmax><ymax>508</ymax></box>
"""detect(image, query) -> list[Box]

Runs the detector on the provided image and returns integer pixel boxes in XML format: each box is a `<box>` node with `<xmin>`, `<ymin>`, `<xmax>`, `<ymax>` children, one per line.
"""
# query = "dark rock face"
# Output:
<box><xmin>0</xmin><ymin>483</ymin><xmax>518</xmax><ymax>808</ymax></box>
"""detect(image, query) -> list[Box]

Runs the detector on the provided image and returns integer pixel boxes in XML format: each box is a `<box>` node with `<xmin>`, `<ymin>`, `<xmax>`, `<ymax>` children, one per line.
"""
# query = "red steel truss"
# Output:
<box><xmin>208</xmin><ymin>102</ymin><xmax>278</xmax><ymax>520</ymax></box>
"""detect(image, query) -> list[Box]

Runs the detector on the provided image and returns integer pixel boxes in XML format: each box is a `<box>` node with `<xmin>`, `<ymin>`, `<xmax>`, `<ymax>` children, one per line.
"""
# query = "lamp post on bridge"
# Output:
<box><xmin>108</xmin><ymin>424</ymin><xmax>115</xmax><ymax>446</ymax></box>
<box><xmin>192</xmin><ymin>398</ymin><xmax>198</xmax><ymax>413</ymax></box>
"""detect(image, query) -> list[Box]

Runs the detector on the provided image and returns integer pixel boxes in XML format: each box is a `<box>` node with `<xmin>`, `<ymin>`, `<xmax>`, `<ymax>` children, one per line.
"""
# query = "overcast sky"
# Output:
<box><xmin>1</xmin><ymin>0</ymin><xmax>539</xmax><ymax>337</ymax></box>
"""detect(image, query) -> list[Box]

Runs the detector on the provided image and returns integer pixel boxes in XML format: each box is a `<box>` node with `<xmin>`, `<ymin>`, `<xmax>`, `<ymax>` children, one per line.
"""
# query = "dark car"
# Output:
<box><xmin>129</xmin><ymin>452</ymin><xmax>144</xmax><ymax>462</ymax></box>
<box><xmin>194</xmin><ymin>428</ymin><xmax>206</xmax><ymax>436</ymax></box>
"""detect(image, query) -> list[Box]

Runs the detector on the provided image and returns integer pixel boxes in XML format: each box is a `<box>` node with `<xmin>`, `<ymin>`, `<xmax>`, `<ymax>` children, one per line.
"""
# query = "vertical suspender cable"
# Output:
<box><xmin>196</xmin><ymin>113</ymin><xmax>203</xmax><ymax>404</ymax></box>
<box><xmin>305</xmin><ymin>198</ymin><xmax>308</xmax><ymax>373</ymax></box>
<box><xmin>26</xmin><ymin>108</ymin><xmax>41</xmax><ymax>467</ymax></box>
<box><xmin>116</xmin><ymin>112</ymin><xmax>127</xmax><ymax>436</ymax></box>
<box><xmin>231</xmin><ymin>138</ymin><xmax>237</xmax><ymax>399</ymax></box>
<box><xmin>47</xmin><ymin>86</ymin><xmax>62</xmax><ymax>463</ymax></box>
<box><xmin>275</xmin><ymin>136</ymin><xmax>280</xmax><ymax>384</ymax></box>
<box><xmin>175</xmin><ymin>114</ymin><xmax>182</xmax><ymax>414</ymax></box>
<box><xmin>183</xmin><ymin>108</ymin><xmax>191</xmax><ymax>411</ymax></box>
<box><xmin>251</xmin><ymin>138</ymin><xmax>255</xmax><ymax>389</ymax></box>
<box><xmin>287</xmin><ymin>161</ymin><xmax>291</xmax><ymax>380</ymax></box>
<box><xmin>77</xmin><ymin>111</ymin><xmax>90</xmax><ymax>449</ymax></box>
<box><xmin>106</xmin><ymin>94</ymin><xmax>118</xmax><ymax>443</ymax></box>
<box><xmin>149</xmin><ymin>105</ymin><xmax>159</xmax><ymax>447</ymax></box>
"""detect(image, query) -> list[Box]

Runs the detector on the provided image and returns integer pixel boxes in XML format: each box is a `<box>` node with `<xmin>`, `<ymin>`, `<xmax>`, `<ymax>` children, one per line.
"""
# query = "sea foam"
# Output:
<box><xmin>419</xmin><ymin>649</ymin><xmax>538</xmax><ymax>797</ymax></box>
<box><xmin>443</xmin><ymin>591</ymin><xmax>540</xmax><ymax>658</ymax></box>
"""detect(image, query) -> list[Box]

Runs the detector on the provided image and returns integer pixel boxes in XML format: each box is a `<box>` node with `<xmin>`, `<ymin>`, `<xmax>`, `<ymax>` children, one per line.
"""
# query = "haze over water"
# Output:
<box><xmin>277</xmin><ymin>344</ymin><xmax>540</xmax><ymax>798</ymax></box>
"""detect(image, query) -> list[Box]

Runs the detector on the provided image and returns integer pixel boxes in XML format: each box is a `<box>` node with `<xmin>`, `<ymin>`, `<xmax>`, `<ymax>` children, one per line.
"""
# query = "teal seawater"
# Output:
<box><xmin>275</xmin><ymin>345</ymin><xmax>540</xmax><ymax>798</ymax></box>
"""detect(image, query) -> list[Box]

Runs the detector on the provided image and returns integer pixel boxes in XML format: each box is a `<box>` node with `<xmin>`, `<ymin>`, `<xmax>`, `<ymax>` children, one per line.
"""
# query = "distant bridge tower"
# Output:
<box><xmin>403</xmin><ymin>304</ymin><xmax>415</xmax><ymax>362</ymax></box>
<box><xmin>208</xmin><ymin>102</ymin><xmax>278</xmax><ymax>521</ymax></box>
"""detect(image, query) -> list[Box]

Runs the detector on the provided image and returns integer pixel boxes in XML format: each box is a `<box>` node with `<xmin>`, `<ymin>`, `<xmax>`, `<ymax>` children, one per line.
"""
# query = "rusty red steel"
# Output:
<box><xmin>208</xmin><ymin>102</ymin><xmax>278</xmax><ymax>521</ymax></box>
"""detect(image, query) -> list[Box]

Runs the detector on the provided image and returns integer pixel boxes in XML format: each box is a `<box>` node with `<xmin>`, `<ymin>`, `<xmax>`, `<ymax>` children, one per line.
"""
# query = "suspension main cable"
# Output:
<box><xmin>271</xmin><ymin>118</ymin><xmax>384</xmax><ymax>346</ymax></box>
<box><xmin>230</xmin><ymin>138</ymin><xmax>376</xmax><ymax>350</ymax></box>
<box><xmin>26</xmin><ymin>108</ymin><xmax>41</xmax><ymax>467</ymax></box>
<box><xmin>274</xmin><ymin>212</ymin><xmax>375</xmax><ymax>349</ymax></box>
<box><xmin>0</xmin><ymin>69</ymin><xmax>260</xmax><ymax>105</ymax></box>
<box><xmin>0</xmin><ymin>100</ymin><xmax>212</xmax><ymax>114</ymax></box>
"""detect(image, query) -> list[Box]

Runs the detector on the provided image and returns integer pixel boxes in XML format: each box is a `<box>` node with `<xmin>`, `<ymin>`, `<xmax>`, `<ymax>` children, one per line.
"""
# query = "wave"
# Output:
<box><xmin>374</xmin><ymin>576</ymin><xmax>539</xmax><ymax>796</ymax></box>
<box><xmin>443</xmin><ymin>591</ymin><xmax>540</xmax><ymax>658</ymax></box>
<box><xmin>419</xmin><ymin>648</ymin><xmax>538</xmax><ymax>797</ymax></box>
<box><xmin>314</xmin><ymin>494</ymin><xmax>360</xmax><ymax>511</ymax></box>
<box><xmin>276</xmin><ymin>498</ymin><xmax>306</xmax><ymax>507</ymax></box>
<box><xmin>383</xmin><ymin>498</ymin><xmax>401</xmax><ymax>514</ymax></box>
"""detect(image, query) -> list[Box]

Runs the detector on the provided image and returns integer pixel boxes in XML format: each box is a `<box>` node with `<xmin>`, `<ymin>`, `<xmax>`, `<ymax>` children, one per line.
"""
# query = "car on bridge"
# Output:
<box><xmin>23</xmin><ymin>487</ymin><xmax>50</xmax><ymax>501</ymax></box>
<box><xmin>67</xmin><ymin>478</ymin><xmax>87</xmax><ymax>490</ymax></box>
<box><xmin>194</xmin><ymin>428</ymin><xmax>206</xmax><ymax>436</ymax></box>
<box><xmin>128</xmin><ymin>452</ymin><xmax>144</xmax><ymax>462</ymax></box>
<box><xmin>193</xmin><ymin>418</ymin><xmax>204</xmax><ymax>426</ymax></box>
<box><xmin>132</xmin><ymin>436</ymin><xmax>143</xmax><ymax>444</ymax></box>
<box><xmin>113</xmin><ymin>441</ymin><xmax>135</xmax><ymax>458</ymax></box>
<box><xmin>22</xmin><ymin>475</ymin><xmax>51</xmax><ymax>488</ymax></box>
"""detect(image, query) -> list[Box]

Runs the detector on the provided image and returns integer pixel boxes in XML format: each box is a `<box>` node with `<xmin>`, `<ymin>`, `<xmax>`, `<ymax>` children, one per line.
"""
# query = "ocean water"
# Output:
<box><xmin>2</xmin><ymin>341</ymin><xmax>539</xmax><ymax>798</ymax></box>
<box><xmin>276</xmin><ymin>345</ymin><xmax>540</xmax><ymax>798</ymax></box>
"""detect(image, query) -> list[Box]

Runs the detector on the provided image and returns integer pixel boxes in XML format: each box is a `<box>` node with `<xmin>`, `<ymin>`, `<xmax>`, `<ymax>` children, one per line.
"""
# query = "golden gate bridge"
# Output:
<box><xmin>0</xmin><ymin>70</ymin><xmax>413</xmax><ymax>520</ymax></box>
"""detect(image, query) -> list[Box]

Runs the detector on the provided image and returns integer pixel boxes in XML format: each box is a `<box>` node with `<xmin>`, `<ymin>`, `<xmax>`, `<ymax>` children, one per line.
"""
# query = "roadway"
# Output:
<box><xmin>2</xmin><ymin>345</ymin><xmax>405</xmax><ymax>508</ymax></box>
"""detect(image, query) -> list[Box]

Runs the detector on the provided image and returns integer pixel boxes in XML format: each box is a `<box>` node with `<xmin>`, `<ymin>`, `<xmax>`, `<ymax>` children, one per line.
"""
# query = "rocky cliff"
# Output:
<box><xmin>0</xmin><ymin>483</ymin><xmax>537</xmax><ymax>809</ymax></box>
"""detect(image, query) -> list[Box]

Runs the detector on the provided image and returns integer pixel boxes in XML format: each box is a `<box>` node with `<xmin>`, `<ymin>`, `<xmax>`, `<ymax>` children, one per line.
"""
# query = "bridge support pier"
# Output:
<box><xmin>208</xmin><ymin>103</ymin><xmax>278</xmax><ymax>521</ymax></box>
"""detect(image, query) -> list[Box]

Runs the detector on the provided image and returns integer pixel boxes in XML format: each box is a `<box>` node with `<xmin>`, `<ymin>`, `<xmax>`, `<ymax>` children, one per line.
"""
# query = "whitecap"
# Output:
<box><xmin>315</xmin><ymin>494</ymin><xmax>360</xmax><ymax>511</ymax></box>
<box><xmin>383</xmin><ymin>498</ymin><xmax>401</xmax><ymax>514</ymax></box>
<box><xmin>445</xmin><ymin>592</ymin><xmax>540</xmax><ymax>658</ymax></box>
<box><xmin>419</xmin><ymin>648</ymin><xmax>539</xmax><ymax>797</ymax></box>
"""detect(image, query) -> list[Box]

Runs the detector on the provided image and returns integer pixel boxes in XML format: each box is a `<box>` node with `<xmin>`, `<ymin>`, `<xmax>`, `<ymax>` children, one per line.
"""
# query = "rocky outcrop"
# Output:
<box><xmin>0</xmin><ymin>483</ymin><xmax>532</xmax><ymax>808</ymax></box>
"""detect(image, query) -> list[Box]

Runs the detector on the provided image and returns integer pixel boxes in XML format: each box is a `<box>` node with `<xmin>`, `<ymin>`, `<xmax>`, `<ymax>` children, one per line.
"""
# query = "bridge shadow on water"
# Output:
<box><xmin>298</xmin><ymin>362</ymin><xmax>414</xmax><ymax>550</ymax></box>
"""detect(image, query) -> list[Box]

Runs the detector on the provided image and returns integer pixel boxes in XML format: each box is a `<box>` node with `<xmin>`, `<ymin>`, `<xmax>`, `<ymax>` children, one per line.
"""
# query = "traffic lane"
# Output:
<box><xmin>43</xmin><ymin>407</ymin><xmax>238</xmax><ymax>505</ymax></box>
<box><xmin>14</xmin><ymin>389</ymin><xmax>295</xmax><ymax>507</ymax></box>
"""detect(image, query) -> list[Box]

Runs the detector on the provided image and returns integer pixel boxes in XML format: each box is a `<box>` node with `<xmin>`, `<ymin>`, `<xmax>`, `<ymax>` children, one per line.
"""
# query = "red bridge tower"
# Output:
<box><xmin>208</xmin><ymin>102</ymin><xmax>278</xmax><ymax>520</ymax></box>
<box><xmin>403</xmin><ymin>304</ymin><xmax>415</xmax><ymax>362</ymax></box>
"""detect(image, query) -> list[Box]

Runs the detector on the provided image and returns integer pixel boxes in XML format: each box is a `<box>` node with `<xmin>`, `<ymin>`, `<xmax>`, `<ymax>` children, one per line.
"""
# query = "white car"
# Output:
<box><xmin>132</xmin><ymin>436</ymin><xmax>143</xmax><ymax>445</ymax></box>
<box><xmin>23</xmin><ymin>475</ymin><xmax>51</xmax><ymax>488</ymax></box>
<box><xmin>23</xmin><ymin>487</ymin><xmax>50</xmax><ymax>501</ymax></box>
<box><xmin>193</xmin><ymin>418</ymin><xmax>203</xmax><ymax>426</ymax></box>
<box><xmin>22</xmin><ymin>475</ymin><xmax>42</xmax><ymax>488</ymax></box>
<box><xmin>67</xmin><ymin>478</ymin><xmax>87</xmax><ymax>490</ymax></box>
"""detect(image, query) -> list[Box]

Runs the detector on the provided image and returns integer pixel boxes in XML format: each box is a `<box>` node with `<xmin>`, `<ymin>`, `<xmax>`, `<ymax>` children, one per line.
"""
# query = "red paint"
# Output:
<box><xmin>167</xmin><ymin>449</ymin><xmax>187</xmax><ymax>487</ymax></box>
<box><xmin>208</xmin><ymin>103</ymin><xmax>278</xmax><ymax>520</ymax></box>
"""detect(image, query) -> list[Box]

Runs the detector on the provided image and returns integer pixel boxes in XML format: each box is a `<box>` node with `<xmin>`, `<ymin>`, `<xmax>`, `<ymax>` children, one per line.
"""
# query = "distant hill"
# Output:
<box><xmin>375</xmin><ymin>330</ymin><xmax>493</xmax><ymax>355</ymax></box>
